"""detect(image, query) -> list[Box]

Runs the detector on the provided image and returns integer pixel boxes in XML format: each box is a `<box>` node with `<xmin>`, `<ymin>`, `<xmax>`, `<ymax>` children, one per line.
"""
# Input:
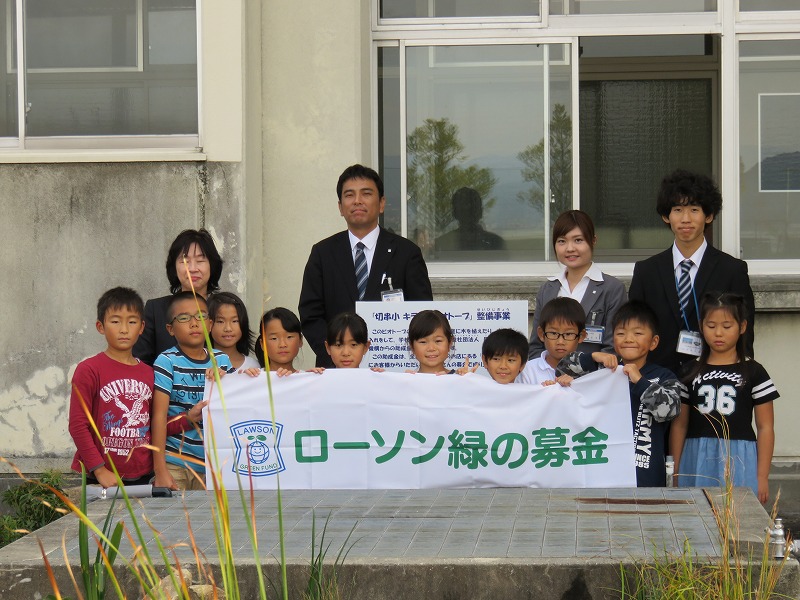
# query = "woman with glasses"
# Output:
<box><xmin>133</xmin><ymin>229</ymin><xmax>224</xmax><ymax>365</ymax></box>
<box><xmin>528</xmin><ymin>210</ymin><xmax>626</xmax><ymax>360</ymax></box>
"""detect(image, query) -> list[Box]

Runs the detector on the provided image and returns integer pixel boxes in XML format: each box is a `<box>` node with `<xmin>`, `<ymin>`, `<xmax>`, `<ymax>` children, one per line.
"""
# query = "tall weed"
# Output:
<box><xmin>620</xmin><ymin>411</ymin><xmax>788</xmax><ymax>599</ymax></box>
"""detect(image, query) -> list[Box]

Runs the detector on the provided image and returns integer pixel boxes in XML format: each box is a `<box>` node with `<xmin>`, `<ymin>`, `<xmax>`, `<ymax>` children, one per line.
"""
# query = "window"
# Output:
<box><xmin>579</xmin><ymin>35</ymin><xmax>715</xmax><ymax>261</ymax></box>
<box><xmin>1</xmin><ymin>0</ymin><xmax>197</xmax><ymax>146</ymax></box>
<box><xmin>379</xmin><ymin>42</ymin><xmax>573</xmax><ymax>263</ymax></box>
<box><xmin>739</xmin><ymin>40</ymin><xmax>800</xmax><ymax>259</ymax></box>
<box><xmin>376</xmin><ymin>2</ymin><xmax>800</xmax><ymax>271</ymax></box>
<box><xmin>549</xmin><ymin>0</ymin><xmax>716</xmax><ymax>15</ymax></box>
<box><xmin>739</xmin><ymin>0</ymin><xmax>800</xmax><ymax>11</ymax></box>
<box><xmin>379</xmin><ymin>0</ymin><xmax>539</xmax><ymax>20</ymax></box>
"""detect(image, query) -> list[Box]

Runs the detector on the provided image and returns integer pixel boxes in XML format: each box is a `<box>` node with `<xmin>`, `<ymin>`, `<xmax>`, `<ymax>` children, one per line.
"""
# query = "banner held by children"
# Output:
<box><xmin>356</xmin><ymin>300</ymin><xmax>529</xmax><ymax>374</ymax></box>
<box><xmin>205</xmin><ymin>368</ymin><xmax>636</xmax><ymax>490</ymax></box>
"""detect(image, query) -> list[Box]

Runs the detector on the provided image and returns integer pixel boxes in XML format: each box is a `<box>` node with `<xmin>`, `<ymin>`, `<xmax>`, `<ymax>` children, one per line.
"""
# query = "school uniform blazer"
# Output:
<box><xmin>527</xmin><ymin>274</ymin><xmax>627</xmax><ymax>360</ymax></box>
<box><xmin>299</xmin><ymin>227</ymin><xmax>433</xmax><ymax>367</ymax></box>
<box><xmin>628</xmin><ymin>244</ymin><xmax>755</xmax><ymax>375</ymax></box>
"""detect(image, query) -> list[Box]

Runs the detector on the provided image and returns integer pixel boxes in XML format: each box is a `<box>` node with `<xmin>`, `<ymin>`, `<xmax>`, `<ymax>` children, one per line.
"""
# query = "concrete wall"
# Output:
<box><xmin>754</xmin><ymin>312</ymin><xmax>798</xmax><ymax>463</ymax></box>
<box><xmin>262</xmin><ymin>0</ymin><xmax>372</xmax><ymax>370</ymax></box>
<box><xmin>0</xmin><ymin>162</ymin><xmax>246</xmax><ymax>465</ymax></box>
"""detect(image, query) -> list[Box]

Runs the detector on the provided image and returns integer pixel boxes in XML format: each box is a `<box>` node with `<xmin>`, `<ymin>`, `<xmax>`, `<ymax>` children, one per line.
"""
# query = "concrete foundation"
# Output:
<box><xmin>0</xmin><ymin>487</ymin><xmax>796</xmax><ymax>600</ymax></box>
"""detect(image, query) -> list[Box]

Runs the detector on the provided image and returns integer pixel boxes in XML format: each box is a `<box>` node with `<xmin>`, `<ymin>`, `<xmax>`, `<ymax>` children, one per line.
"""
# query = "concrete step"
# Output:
<box><xmin>0</xmin><ymin>487</ymin><xmax>796</xmax><ymax>599</ymax></box>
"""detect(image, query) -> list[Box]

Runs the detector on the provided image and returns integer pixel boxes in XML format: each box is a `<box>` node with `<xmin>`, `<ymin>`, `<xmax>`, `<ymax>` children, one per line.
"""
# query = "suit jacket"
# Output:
<box><xmin>133</xmin><ymin>295</ymin><xmax>174</xmax><ymax>366</ymax></box>
<box><xmin>528</xmin><ymin>273</ymin><xmax>627</xmax><ymax>359</ymax></box>
<box><xmin>628</xmin><ymin>245</ymin><xmax>755</xmax><ymax>375</ymax></box>
<box><xmin>299</xmin><ymin>227</ymin><xmax>433</xmax><ymax>367</ymax></box>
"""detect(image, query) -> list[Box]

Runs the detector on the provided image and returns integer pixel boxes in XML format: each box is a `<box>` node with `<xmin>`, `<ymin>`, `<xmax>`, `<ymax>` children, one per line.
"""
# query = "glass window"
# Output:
<box><xmin>0</xmin><ymin>0</ymin><xmax>18</xmax><ymax>138</ymax></box>
<box><xmin>739</xmin><ymin>40</ymin><xmax>800</xmax><ymax>259</ymax></box>
<box><xmin>25</xmin><ymin>0</ymin><xmax>137</xmax><ymax>69</ymax></box>
<box><xmin>378</xmin><ymin>46</ymin><xmax>402</xmax><ymax>234</ymax></box>
<box><xmin>580</xmin><ymin>35</ymin><xmax>712</xmax><ymax>58</ymax></box>
<box><xmin>148</xmin><ymin>0</ymin><xmax>197</xmax><ymax>66</ymax></box>
<box><xmin>387</xmin><ymin>43</ymin><xmax>571</xmax><ymax>263</ymax></box>
<box><xmin>6</xmin><ymin>0</ymin><xmax>197</xmax><ymax>139</ymax></box>
<box><xmin>739</xmin><ymin>0</ymin><xmax>800</xmax><ymax>10</ymax></box>
<box><xmin>579</xmin><ymin>78</ymin><xmax>713</xmax><ymax>260</ymax></box>
<box><xmin>550</xmin><ymin>0</ymin><xmax>715</xmax><ymax>14</ymax></box>
<box><xmin>380</xmin><ymin>0</ymin><xmax>539</xmax><ymax>19</ymax></box>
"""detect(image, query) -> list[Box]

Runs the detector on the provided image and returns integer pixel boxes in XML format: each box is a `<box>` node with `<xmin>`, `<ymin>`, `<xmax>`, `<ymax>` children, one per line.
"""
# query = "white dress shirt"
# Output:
<box><xmin>671</xmin><ymin>238</ymin><xmax>707</xmax><ymax>287</ymax></box>
<box><xmin>551</xmin><ymin>262</ymin><xmax>605</xmax><ymax>303</ymax></box>
<box><xmin>348</xmin><ymin>226</ymin><xmax>380</xmax><ymax>275</ymax></box>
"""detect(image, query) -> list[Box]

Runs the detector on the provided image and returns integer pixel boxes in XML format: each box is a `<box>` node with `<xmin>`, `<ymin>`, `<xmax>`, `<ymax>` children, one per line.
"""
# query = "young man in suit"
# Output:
<box><xmin>299</xmin><ymin>164</ymin><xmax>433</xmax><ymax>367</ymax></box>
<box><xmin>628</xmin><ymin>169</ymin><xmax>755</xmax><ymax>375</ymax></box>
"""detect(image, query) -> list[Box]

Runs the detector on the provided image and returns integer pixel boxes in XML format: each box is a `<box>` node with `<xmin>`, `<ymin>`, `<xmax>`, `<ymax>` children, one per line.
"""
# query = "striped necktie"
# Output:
<box><xmin>354</xmin><ymin>241</ymin><xmax>368</xmax><ymax>301</ymax></box>
<box><xmin>677</xmin><ymin>259</ymin><xmax>693</xmax><ymax>313</ymax></box>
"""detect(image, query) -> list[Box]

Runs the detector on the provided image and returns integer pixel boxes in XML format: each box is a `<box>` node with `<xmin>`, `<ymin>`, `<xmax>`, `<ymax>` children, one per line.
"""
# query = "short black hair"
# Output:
<box><xmin>481</xmin><ymin>329</ymin><xmax>529</xmax><ymax>365</ymax></box>
<box><xmin>166</xmin><ymin>291</ymin><xmax>207</xmax><ymax>323</ymax></box>
<box><xmin>254</xmin><ymin>307</ymin><xmax>302</xmax><ymax>368</ymax></box>
<box><xmin>538</xmin><ymin>297</ymin><xmax>585</xmax><ymax>332</ymax></box>
<box><xmin>97</xmin><ymin>287</ymin><xmax>144</xmax><ymax>322</ymax></box>
<box><xmin>408</xmin><ymin>309</ymin><xmax>453</xmax><ymax>345</ymax></box>
<box><xmin>208</xmin><ymin>291</ymin><xmax>254</xmax><ymax>356</ymax></box>
<box><xmin>326</xmin><ymin>312</ymin><xmax>369</xmax><ymax>346</ymax></box>
<box><xmin>655</xmin><ymin>169</ymin><xmax>722</xmax><ymax>223</ymax></box>
<box><xmin>611</xmin><ymin>300</ymin><xmax>659</xmax><ymax>335</ymax></box>
<box><xmin>165</xmin><ymin>229</ymin><xmax>224</xmax><ymax>295</ymax></box>
<box><xmin>336</xmin><ymin>164</ymin><xmax>384</xmax><ymax>200</ymax></box>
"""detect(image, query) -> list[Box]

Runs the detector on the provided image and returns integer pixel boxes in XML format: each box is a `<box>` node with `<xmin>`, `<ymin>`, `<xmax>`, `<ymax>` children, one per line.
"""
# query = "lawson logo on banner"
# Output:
<box><xmin>204</xmin><ymin>368</ymin><xmax>636</xmax><ymax>490</ymax></box>
<box><xmin>229</xmin><ymin>420</ymin><xmax>285</xmax><ymax>477</ymax></box>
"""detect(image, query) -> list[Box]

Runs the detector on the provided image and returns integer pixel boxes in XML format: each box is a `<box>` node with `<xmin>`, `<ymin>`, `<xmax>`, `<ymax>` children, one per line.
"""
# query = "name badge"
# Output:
<box><xmin>381</xmin><ymin>288</ymin><xmax>405</xmax><ymax>302</ymax></box>
<box><xmin>677</xmin><ymin>330</ymin><xmax>703</xmax><ymax>356</ymax></box>
<box><xmin>584</xmin><ymin>325</ymin><xmax>604</xmax><ymax>344</ymax></box>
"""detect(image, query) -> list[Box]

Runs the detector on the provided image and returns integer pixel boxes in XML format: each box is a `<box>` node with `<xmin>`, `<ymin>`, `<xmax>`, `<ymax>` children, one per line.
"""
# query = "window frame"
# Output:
<box><xmin>373</xmin><ymin>0</ymin><xmax>800</xmax><ymax>275</ymax></box>
<box><xmin>373</xmin><ymin>0</ymin><xmax>545</xmax><ymax>30</ymax></box>
<box><xmin>373</xmin><ymin>35</ymin><xmax>580</xmax><ymax>278</ymax></box>
<box><xmin>735</xmin><ymin>32</ymin><xmax>800</xmax><ymax>271</ymax></box>
<box><xmin>0</xmin><ymin>0</ymin><xmax>201</xmax><ymax>152</ymax></box>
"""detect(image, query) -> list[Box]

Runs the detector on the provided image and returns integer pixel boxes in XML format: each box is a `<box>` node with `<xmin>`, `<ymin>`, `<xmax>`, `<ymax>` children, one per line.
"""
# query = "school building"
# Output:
<box><xmin>1</xmin><ymin>1</ymin><xmax>800</xmax><ymax>486</ymax></box>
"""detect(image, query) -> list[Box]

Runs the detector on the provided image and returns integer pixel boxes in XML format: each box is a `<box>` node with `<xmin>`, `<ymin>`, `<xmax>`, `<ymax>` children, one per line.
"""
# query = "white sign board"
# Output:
<box><xmin>205</xmin><ymin>368</ymin><xmax>636</xmax><ymax>490</ymax></box>
<box><xmin>356</xmin><ymin>300</ymin><xmax>529</xmax><ymax>374</ymax></box>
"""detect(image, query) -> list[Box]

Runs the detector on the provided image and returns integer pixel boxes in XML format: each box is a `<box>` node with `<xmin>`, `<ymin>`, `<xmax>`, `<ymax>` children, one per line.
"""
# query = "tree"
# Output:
<box><xmin>406</xmin><ymin>118</ymin><xmax>496</xmax><ymax>235</ymax></box>
<box><xmin>517</xmin><ymin>103</ymin><xmax>573</xmax><ymax>218</ymax></box>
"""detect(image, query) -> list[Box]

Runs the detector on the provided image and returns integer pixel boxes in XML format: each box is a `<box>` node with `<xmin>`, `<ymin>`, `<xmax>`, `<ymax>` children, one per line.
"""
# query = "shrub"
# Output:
<box><xmin>0</xmin><ymin>469</ymin><xmax>68</xmax><ymax>547</ymax></box>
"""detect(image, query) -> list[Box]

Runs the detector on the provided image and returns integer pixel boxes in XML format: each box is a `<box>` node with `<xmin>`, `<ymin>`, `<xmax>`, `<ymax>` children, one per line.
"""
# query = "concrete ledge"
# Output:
<box><xmin>2</xmin><ymin>546</ymin><xmax>797</xmax><ymax>600</ymax></box>
<box><xmin>0</xmin><ymin>487</ymin><xmax>796</xmax><ymax>600</ymax></box>
<box><xmin>704</xmin><ymin>487</ymin><xmax>772</xmax><ymax>557</ymax></box>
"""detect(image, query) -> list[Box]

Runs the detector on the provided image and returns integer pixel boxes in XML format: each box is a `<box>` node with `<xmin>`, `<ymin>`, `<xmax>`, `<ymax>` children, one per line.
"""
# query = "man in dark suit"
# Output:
<box><xmin>629</xmin><ymin>169</ymin><xmax>755</xmax><ymax>375</ymax></box>
<box><xmin>299</xmin><ymin>164</ymin><xmax>433</xmax><ymax>367</ymax></box>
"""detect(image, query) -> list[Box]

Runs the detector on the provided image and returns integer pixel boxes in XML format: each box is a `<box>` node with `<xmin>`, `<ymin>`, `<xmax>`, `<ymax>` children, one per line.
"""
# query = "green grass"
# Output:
<box><xmin>0</xmin><ymin>469</ymin><xmax>67</xmax><ymax>548</ymax></box>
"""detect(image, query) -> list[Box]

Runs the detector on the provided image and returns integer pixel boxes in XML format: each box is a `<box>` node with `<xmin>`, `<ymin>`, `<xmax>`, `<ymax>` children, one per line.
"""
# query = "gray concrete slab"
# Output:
<box><xmin>0</xmin><ymin>487</ymin><xmax>797</xmax><ymax>599</ymax></box>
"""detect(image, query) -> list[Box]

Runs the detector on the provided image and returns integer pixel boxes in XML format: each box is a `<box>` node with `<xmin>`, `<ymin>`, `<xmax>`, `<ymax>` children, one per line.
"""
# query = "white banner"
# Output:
<box><xmin>204</xmin><ymin>368</ymin><xmax>636</xmax><ymax>490</ymax></box>
<box><xmin>356</xmin><ymin>300</ymin><xmax>529</xmax><ymax>374</ymax></box>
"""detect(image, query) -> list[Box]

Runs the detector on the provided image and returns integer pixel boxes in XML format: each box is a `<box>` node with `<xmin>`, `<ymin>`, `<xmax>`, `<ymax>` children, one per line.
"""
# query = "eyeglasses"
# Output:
<box><xmin>171</xmin><ymin>312</ymin><xmax>209</xmax><ymax>324</ymax></box>
<box><xmin>542</xmin><ymin>331</ymin><xmax>580</xmax><ymax>341</ymax></box>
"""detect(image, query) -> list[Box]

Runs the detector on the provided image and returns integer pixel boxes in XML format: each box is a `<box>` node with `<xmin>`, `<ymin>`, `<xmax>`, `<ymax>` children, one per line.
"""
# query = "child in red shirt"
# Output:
<box><xmin>69</xmin><ymin>287</ymin><xmax>154</xmax><ymax>487</ymax></box>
